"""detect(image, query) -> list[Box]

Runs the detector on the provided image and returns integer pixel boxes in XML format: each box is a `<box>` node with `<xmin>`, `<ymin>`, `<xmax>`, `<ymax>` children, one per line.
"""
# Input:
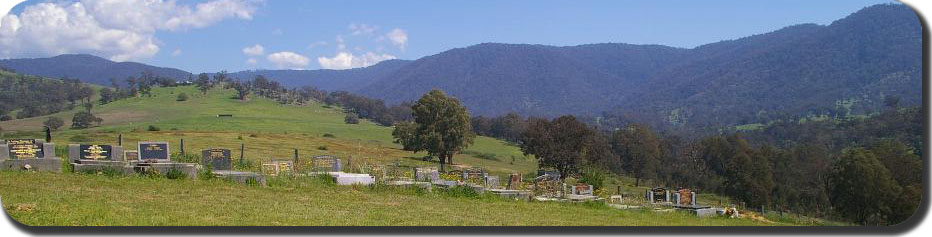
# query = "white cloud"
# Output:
<box><xmin>245</xmin><ymin>58</ymin><xmax>257</xmax><ymax>65</ymax></box>
<box><xmin>348</xmin><ymin>23</ymin><xmax>377</xmax><ymax>36</ymax></box>
<box><xmin>0</xmin><ymin>0</ymin><xmax>258</xmax><ymax>61</ymax></box>
<box><xmin>242</xmin><ymin>44</ymin><xmax>264</xmax><ymax>56</ymax></box>
<box><xmin>385</xmin><ymin>28</ymin><xmax>408</xmax><ymax>51</ymax></box>
<box><xmin>267</xmin><ymin>51</ymin><xmax>309</xmax><ymax>69</ymax></box>
<box><xmin>171</xmin><ymin>49</ymin><xmax>182</xmax><ymax>56</ymax></box>
<box><xmin>317</xmin><ymin>51</ymin><xmax>395</xmax><ymax>70</ymax></box>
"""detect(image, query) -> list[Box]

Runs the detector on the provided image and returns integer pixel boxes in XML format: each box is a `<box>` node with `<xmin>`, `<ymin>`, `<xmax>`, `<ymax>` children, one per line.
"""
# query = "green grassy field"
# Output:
<box><xmin>0</xmin><ymin>85</ymin><xmax>535</xmax><ymax>176</ymax></box>
<box><xmin>0</xmin><ymin>171</ymin><xmax>786</xmax><ymax>226</ymax></box>
<box><xmin>0</xmin><ymin>83</ymin><xmax>830</xmax><ymax>226</ymax></box>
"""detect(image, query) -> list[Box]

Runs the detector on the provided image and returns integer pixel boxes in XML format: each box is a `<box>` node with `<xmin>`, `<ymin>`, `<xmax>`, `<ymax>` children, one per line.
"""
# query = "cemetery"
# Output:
<box><xmin>2</xmin><ymin>136</ymin><xmax>757</xmax><ymax>225</ymax></box>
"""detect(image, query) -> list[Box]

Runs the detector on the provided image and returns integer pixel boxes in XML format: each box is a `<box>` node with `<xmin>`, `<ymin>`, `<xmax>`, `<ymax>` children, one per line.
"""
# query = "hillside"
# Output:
<box><xmin>0</xmin><ymin>54</ymin><xmax>193</xmax><ymax>86</ymax></box>
<box><xmin>358</xmin><ymin>43</ymin><xmax>690</xmax><ymax>117</ymax></box>
<box><xmin>0</xmin><ymin>85</ymin><xmax>536</xmax><ymax>176</ymax></box>
<box><xmin>360</xmin><ymin>4</ymin><xmax>921</xmax><ymax>129</ymax></box>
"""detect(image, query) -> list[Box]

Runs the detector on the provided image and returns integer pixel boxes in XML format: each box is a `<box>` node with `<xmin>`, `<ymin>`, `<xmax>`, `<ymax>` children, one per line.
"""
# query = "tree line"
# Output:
<box><xmin>0</xmin><ymin>72</ymin><xmax>94</xmax><ymax>120</ymax></box>
<box><xmin>392</xmin><ymin>90</ymin><xmax>920</xmax><ymax>226</ymax></box>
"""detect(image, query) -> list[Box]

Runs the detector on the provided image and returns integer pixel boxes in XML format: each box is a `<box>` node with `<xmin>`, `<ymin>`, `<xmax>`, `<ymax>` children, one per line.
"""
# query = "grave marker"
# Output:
<box><xmin>138</xmin><ymin>142</ymin><xmax>170</xmax><ymax>162</ymax></box>
<box><xmin>6</xmin><ymin>139</ymin><xmax>43</xmax><ymax>159</ymax></box>
<box><xmin>201</xmin><ymin>148</ymin><xmax>232</xmax><ymax>170</ymax></box>
<box><xmin>312</xmin><ymin>155</ymin><xmax>341</xmax><ymax>172</ymax></box>
<box><xmin>262</xmin><ymin>160</ymin><xmax>294</xmax><ymax>176</ymax></box>
<box><xmin>485</xmin><ymin>176</ymin><xmax>500</xmax><ymax>189</ymax></box>
<box><xmin>507</xmin><ymin>173</ymin><xmax>522</xmax><ymax>190</ymax></box>
<box><xmin>79</xmin><ymin>144</ymin><xmax>113</xmax><ymax>160</ymax></box>
<box><xmin>572</xmin><ymin>183</ymin><xmax>594</xmax><ymax>196</ymax></box>
<box><xmin>124</xmin><ymin>150</ymin><xmax>139</xmax><ymax>161</ymax></box>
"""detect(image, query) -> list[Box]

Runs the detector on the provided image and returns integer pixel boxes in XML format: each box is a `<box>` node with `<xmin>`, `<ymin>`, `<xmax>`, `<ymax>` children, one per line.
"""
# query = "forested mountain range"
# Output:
<box><xmin>359</xmin><ymin>4</ymin><xmax>920</xmax><ymax>131</ymax></box>
<box><xmin>0</xmin><ymin>4</ymin><xmax>920</xmax><ymax>131</ymax></box>
<box><xmin>0</xmin><ymin>54</ymin><xmax>192</xmax><ymax>87</ymax></box>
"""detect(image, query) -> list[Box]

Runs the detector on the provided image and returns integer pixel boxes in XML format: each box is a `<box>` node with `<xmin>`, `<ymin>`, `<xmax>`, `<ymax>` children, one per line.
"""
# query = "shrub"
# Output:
<box><xmin>322</xmin><ymin>133</ymin><xmax>335</xmax><ymax>138</ymax></box>
<box><xmin>234</xmin><ymin>158</ymin><xmax>255</xmax><ymax>171</ymax></box>
<box><xmin>71</xmin><ymin>111</ymin><xmax>101</xmax><ymax>129</ymax></box>
<box><xmin>344</xmin><ymin>113</ymin><xmax>360</xmax><ymax>124</ymax></box>
<box><xmin>578</xmin><ymin>167</ymin><xmax>607</xmax><ymax>191</ymax></box>
<box><xmin>147</xmin><ymin>125</ymin><xmax>160</xmax><ymax>131</ymax></box>
<box><xmin>171</xmin><ymin>152</ymin><xmax>200</xmax><ymax>163</ymax></box>
<box><xmin>440</xmin><ymin>185</ymin><xmax>481</xmax><ymax>198</ymax></box>
<box><xmin>144</xmin><ymin>169</ymin><xmax>162</xmax><ymax>179</ymax></box>
<box><xmin>245</xmin><ymin>177</ymin><xmax>260</xmax><ymax>186</ymax></box>
<box><xmin>248</xmin><ymin>134</ymin><xmax>258</xmax><ymax>138</ymax></box>
<box><xmin>43</xmin><ymin>117</ymin><xmax>64</xmax><ymax>131</ymax></box>
<box><xmin>165</xmin><ymin>169</ymin><xmax>187</xmax><ymax>180</ymax></box>
<box><xmin>317</xmin><ymin>145</ymin><xmax>328</xmax><ymax>150</ymax></box>
<box><xmin>176</xmin><ymin>92</ymin><xmax>189</xmax><ymax>101</ymax></box>
<box><xmin>199</xmin><ymin>165</ymin><xmax>215</xmax><ymax>180</ymax></box>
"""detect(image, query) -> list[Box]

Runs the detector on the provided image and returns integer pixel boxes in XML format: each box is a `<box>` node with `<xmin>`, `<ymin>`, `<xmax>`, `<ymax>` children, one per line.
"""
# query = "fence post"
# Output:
<box><xmin>239</xmin><ymin>143</ymin><xmax>245</xmax><ymax>163</ymax></box>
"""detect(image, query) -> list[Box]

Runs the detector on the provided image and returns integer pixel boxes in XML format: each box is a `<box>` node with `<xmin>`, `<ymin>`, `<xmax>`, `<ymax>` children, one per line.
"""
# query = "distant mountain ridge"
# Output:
<box><xmin>223</xmin><ymin>59</ymin><xmax>411</xmax><ymax>91</ymax></box>
<box><xmin>0</xmin><ymin>4</ymin><xmax>920</xmax><ymax>130</ymax></box>
<box><xmin>358</xmin><ymin>4</ymin><xmax>921</xmax><ymax>129</ymax></box>
<box><xmin>0</xmin><ymin>54</ymin><xmax>193</xmax><ymax>86</ymax></box>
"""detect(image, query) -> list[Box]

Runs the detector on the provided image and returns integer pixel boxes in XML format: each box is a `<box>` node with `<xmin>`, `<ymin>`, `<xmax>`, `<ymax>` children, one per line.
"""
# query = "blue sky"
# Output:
<box><xmin>1</xmin><ymin>0</ymin><xmax>898</xmax><ymax>73</ymax></box>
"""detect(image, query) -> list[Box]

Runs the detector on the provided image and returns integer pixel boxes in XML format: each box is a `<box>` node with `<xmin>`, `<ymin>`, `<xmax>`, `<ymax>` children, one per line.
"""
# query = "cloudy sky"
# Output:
<box><xmin>0</xmin><ymin>0</ymin><xmax>896</xmax><ymax>73</ymax></box>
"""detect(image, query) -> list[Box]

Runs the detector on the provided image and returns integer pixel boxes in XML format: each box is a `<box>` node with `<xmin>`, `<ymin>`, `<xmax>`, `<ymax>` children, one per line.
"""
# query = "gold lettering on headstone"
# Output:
<box><xmin>7</xmin><ymin>139</ymin><xmax>40</xmax><ymax>159</ymax></box>
<box><xmin>82</xmin><ymin>145</ymin><xmax>109</xmax><ymax>160</ymax></box>
<box><xmin>145</xmin><ymin>144</ymin><xmax>164</xmax><ymax>151</ymax></box>
<box><xmin>278</xmin><ymin>162</ymin><xmax>292</xmax><ymax>173</ymax></box>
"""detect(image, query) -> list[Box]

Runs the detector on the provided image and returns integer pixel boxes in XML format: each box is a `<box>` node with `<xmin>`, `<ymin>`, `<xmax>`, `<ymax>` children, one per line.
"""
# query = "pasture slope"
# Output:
<box><xmin>0</xmin><ymin>85</ymin><xmax>824</xmax><ymax>226</ymax></box>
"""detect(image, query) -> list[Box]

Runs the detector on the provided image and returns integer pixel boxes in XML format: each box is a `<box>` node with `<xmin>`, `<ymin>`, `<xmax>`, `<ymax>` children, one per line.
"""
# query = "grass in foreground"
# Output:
<box><xmin>0</xmin><ymin>171</ymin><xmax>788</xmax><ymax>226</ymax></box>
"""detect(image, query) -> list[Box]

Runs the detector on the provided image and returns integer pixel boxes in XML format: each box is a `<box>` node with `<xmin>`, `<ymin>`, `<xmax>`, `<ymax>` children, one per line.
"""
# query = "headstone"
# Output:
<box><xmin>201</xmin><ymin>148</ymin><xmax>232</xmax><ymax>170</ymax></box>
<box><xmin>415</xmin><ymin>167</ymin><xmax>440</xmax><ymax>182</ymax></box>
<box><xmin>651</xmin><ymin>187</ymin><xmax>668</xmax><ymax>203</ymax></box>
<box><xmin>676</xmin><ymin>189</ymin><xmax>694</xmax><ymax>206</ymax></box>
<box><xmin>462</xmin><ymin>168</ymin><xmax>485</xmax><ymax>182</ymax></box>
<box><xmin>507</xmin><ymin>173</ymin><xmax>522</xmax><ymax>190</ymax></box>
<box><xmin>262</xmin><ymin>160</ymin><xmax>294</xmax><ymax>176</ymax></box>
<box><xmin>137</xmin><ymin>141</ymin><xmax>170</xmax><ymax>162</ymax></box>
<box><xmin>311</xmin><ymin>155</ymin><xmax>341</xmax><ymax>172</ymax></box>
<box><xmin>124</xmin><ymin>150</ymin><xmax>139</xmax><ymax>161</ymax></box>
<box><xmin>537</xmin><ymin>170</ymin><xmax>561</xmax><ymax>180</ymax></box>
<box><xmin>5</xmin><ymin>139</ymin><xmax>44</xmax><ymax>159</ymax></box>
<box><xmin>485</xmin><ymin>176</ymin><xmax>500</xmax><ymax>189</ymax></box>
<box><xmin>79</xmin><ymin>144</ymin><xmax>114</xmax><ymax>161</ymax></box>
<box><xmin>572</xmin><ymin>183</ymin><xmax>593</xmax><ymax>195</ymax></box>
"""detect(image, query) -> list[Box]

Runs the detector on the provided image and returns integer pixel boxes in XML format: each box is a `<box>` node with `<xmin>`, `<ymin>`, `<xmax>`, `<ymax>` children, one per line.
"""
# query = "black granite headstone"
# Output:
<box><xmin>6</xmin><ymin>139</ymin><xmax>43</xmax><ymax>159</ymax></box>
<box><xmin>201</xmin><ymin>148</ymin><xmax>232</xmax><ymax>170</ymax></box>
<box><xmin>138</xmin><ymin>142</ymin><xmax>170</xmax><ymax>161</ymax></box>
<box><xmin>79</xmin><ymin>144</ymin><xmax>113</xmax><ymax>160</ymax></box>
